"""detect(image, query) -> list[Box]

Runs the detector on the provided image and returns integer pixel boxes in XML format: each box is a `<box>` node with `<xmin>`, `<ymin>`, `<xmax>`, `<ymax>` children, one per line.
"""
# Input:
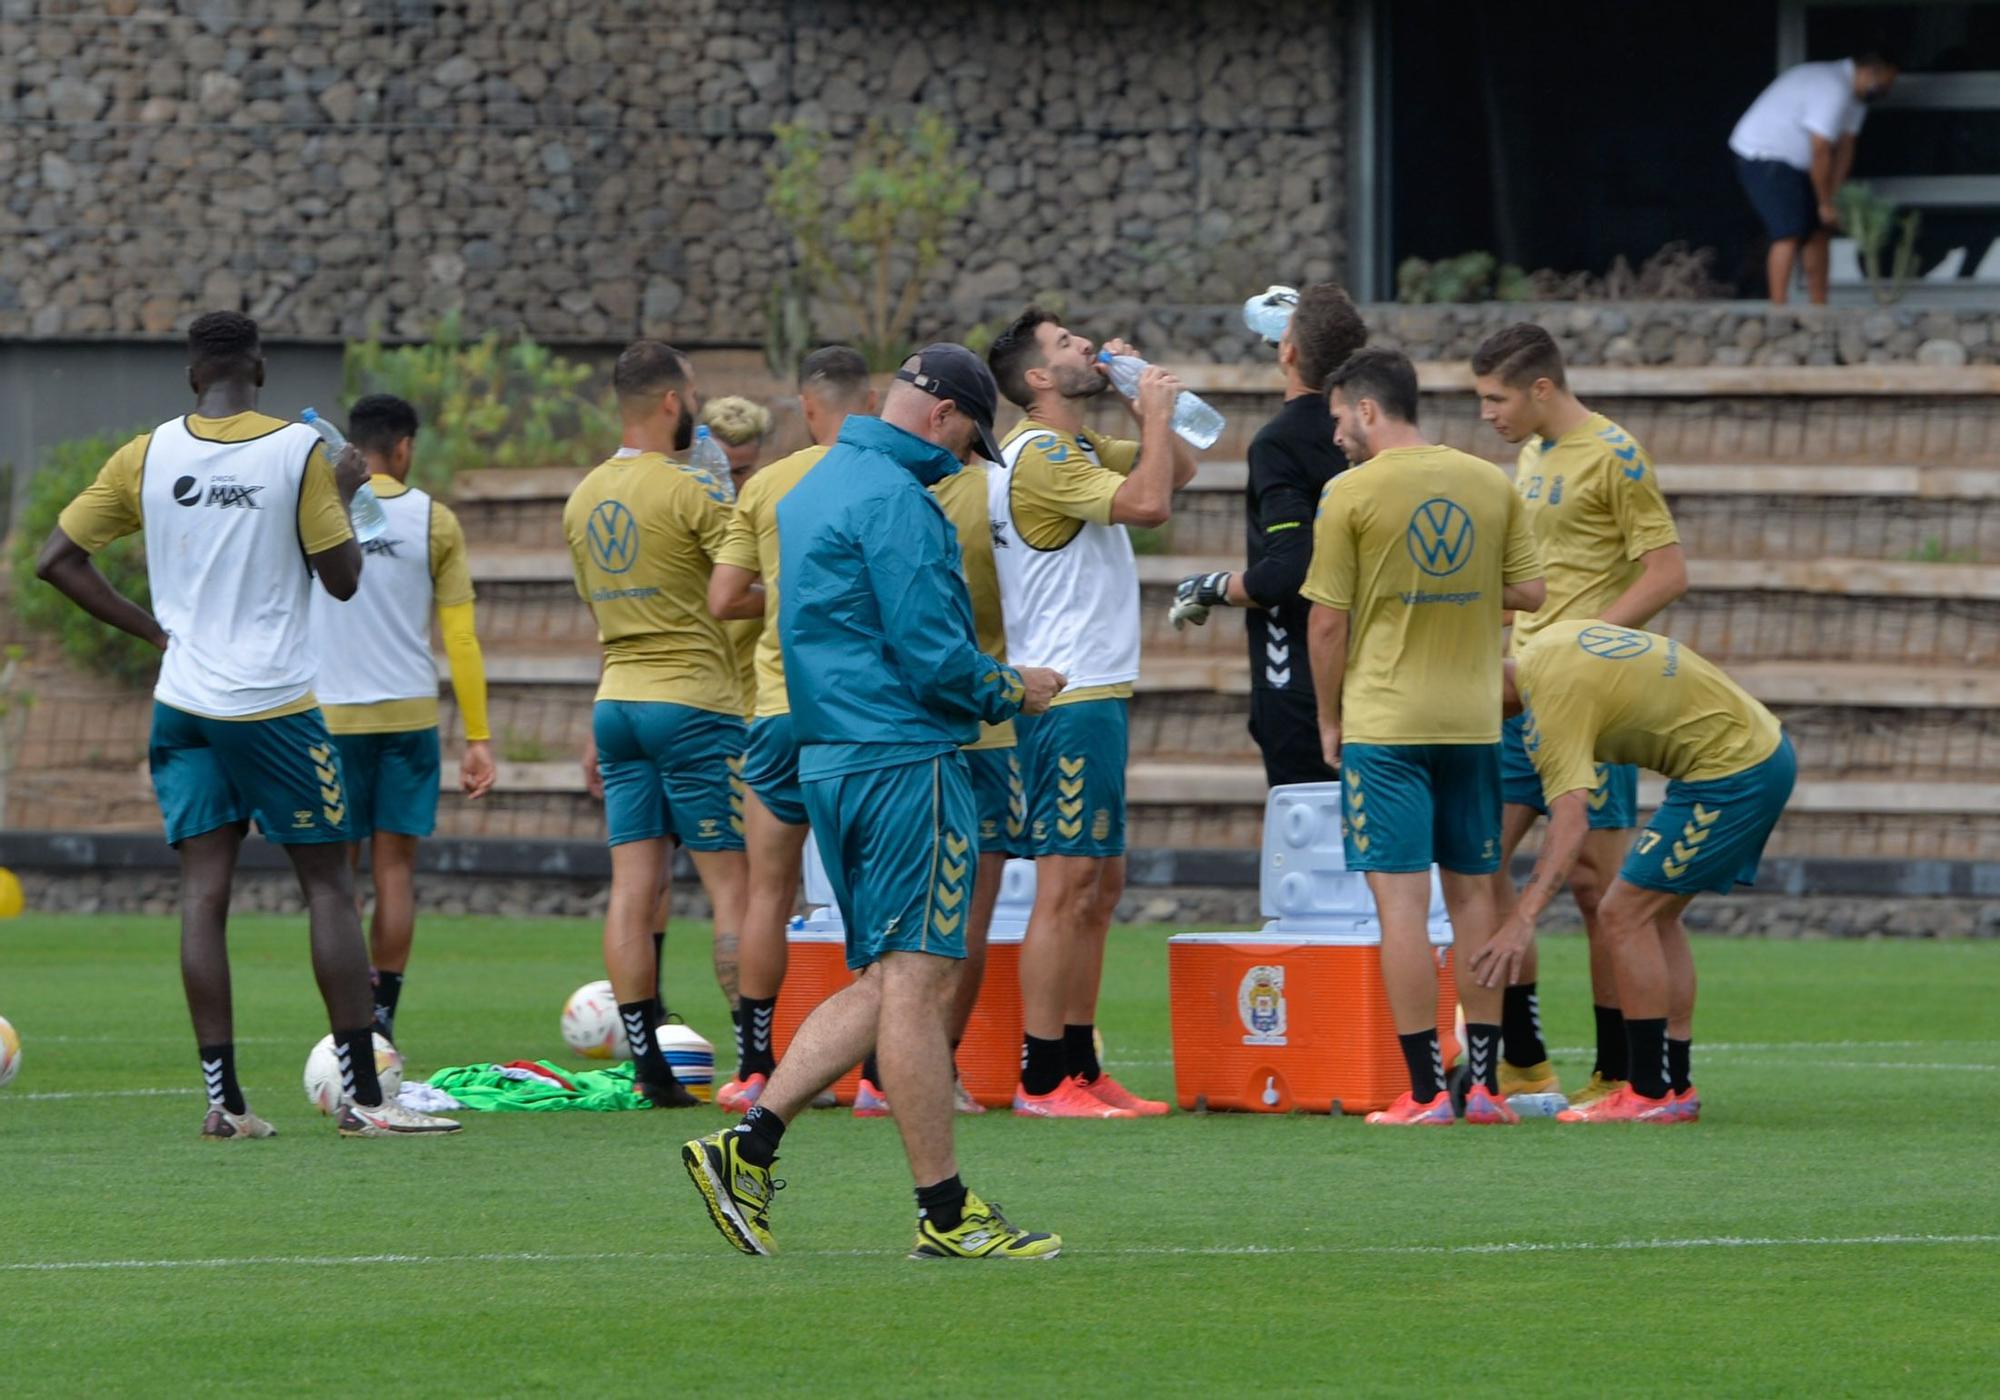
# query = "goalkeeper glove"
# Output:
<box><xmin>1169</xmin><ymin>571</ymin><xmax>1232</xmax><ymax>630</ymax></box>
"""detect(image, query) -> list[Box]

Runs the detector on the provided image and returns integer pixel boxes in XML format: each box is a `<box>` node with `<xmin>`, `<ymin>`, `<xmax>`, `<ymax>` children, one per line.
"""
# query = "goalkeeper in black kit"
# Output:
<box><xmin>1171</xmin><ymin>284</ymin><xmax>1368</xmax><ymax>786</ymax></box>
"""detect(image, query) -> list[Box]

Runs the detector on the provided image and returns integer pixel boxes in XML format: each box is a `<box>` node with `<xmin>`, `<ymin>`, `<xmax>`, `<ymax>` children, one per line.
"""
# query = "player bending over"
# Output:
<box><xmin>708</xmin><ymin>347</ymin><xmax>878</xmax><ymax>1110</ymax></box>
<box><xmin>683</xmin><ymin>345</ymin><xmax>1066</xmax><ymax>1259</ymax></box>
<box><xmin>1470</xmin><ymin>324</ymin><xmax>1687</xmax><ymax>1108</ymax></box>
<box><xmin>1302</xmin><ymin>347</ymin><xmax>1545</xmax><ymax>1126</ymax></box>
<box><xmin>564</xmin><ymin>341</ymin><xmax>748</xmax><ymax>1107</ymax></box>
<box><xmin>34</xmin><ymin>312</ymin><xmax>459</xmax><ymax>1137</ymax></box>
<box><xmin>1472</xmin><ymin>622</ymin><xmax>1797</xmax><ymax>1122</ymax></box>
<box><xmin>310</xmin><ymin>394</ymin><xmax>496</xmax><ymax>1044</ymax></box>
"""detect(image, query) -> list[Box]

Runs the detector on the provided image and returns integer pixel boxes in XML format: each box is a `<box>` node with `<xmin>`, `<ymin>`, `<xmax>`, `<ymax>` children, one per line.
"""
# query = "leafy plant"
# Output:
<box><xmin>342</xmin><ymin>313</ymin><xmax>619</xmax><ymax>493</ymax></box>
<box><xmin>763</xmin><ymin>270</ymin><xmax>818</xmax><ymax>382</ymax></box>
<box><xmin>8</xmin><ymin>429</ymin><xmax>160</xmax><ymax>684</ymax></box>
<box><xmin>0</xmin><ymin>643</ymin><xmax>33</xmax><ymax>826</ymax></box>
<box><xmin>1396</xmin><ymin>252</ymin><xmax>1499</xmax><ymax>304</ymax></box>
<box><xmin>1836</xmin><ymin>183</ymin><xmax>1921</xmax><ymax>307</ymax></box>
<box><xmin>1401</xmin><ymin>244</ymin><xmax>1728</xmax><ymax>303</ymax></box>
<box><xmin>766</xmin><ymin>113</ymin><xmax>980</xmax><ymax>371</ymax></box>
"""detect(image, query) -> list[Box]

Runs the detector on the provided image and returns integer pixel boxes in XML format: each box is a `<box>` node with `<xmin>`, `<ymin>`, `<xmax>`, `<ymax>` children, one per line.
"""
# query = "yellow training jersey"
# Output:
<box><xmin>1301</xmin><ymin>444</ymin><xmax>1542</xmax><ymax>745</ymax></box>
<box><xmin>562</xmin><ymin>449</ymin><xmax>740</xmax><ymax>712</ymax></box>
<box><xmin>726</xmin><ymin>616</ymin><xmax>761</xmax><ymax>720</ymax></box>
<box><xmin>930</xmin><ymin>461</ymin><xmax>1014</xmax><ymax>749</ymax></box>
<box><xmin>713</xmin><ymin>444</ymin><xmax>827</xmax><ymax>718</ymax></box>
<box><xmin>1510</xmin><ymin>413</ymin><xmax>1679</xmax><ymax>652</ymax></box>
<box><xmin>1515</xmin><ymin>620</ymin><xmax>1782</xmax><ymax>798</ymax></box>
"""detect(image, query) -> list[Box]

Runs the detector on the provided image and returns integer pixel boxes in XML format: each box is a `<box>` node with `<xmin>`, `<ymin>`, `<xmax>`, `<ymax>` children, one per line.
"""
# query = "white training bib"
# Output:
<box><xmin>987</xmin><ymin>427</ymin><xmax>1141</xmax><ymax>691</ymax></box>
<box><xmin>311</xmin><ymin>483</ymin><xmax>437</xmax><ymax>707</ymax></box>
<box><xmin>140</xmin><ymin>416</ymin><xmax>326</xmax><ymax>718</ymax></box>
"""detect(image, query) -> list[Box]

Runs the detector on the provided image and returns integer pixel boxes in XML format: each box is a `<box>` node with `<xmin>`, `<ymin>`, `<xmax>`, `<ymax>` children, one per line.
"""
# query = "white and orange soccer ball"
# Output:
<box><xmin>0</xmin><ymin>1014</ymin><xmax>21</xmax><ymax>1089</ymax></box>
<box><xmin>302</xmin><ymin>1031</ymin><xmax>403</xmax><ymax>1114</ymax></box>
<box><xmin>562</xmin><ymin>980</ymin><xmax>627</xmax><ymax>1060</ymax></box>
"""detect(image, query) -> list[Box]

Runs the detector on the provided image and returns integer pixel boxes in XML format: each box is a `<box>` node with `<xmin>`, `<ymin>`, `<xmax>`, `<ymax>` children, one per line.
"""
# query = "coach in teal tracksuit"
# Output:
<box><xmin>678</xmin><ymin>345</ymin><xmax>1067</xmax><ymax>1262</ymax></box>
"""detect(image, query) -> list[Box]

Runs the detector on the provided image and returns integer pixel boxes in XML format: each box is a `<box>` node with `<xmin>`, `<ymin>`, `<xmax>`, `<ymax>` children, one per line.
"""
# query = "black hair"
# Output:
<box><xmin>187</xmin><ymin>310</ymin><xmax>261</xmax><ymax>388</ymax></box>
<box><xmin>1326</xmin><ymin>345</ymin><xmax>1420</xmax><ymax>424</ymax></box>
<box><xmin>986</xmin><ymin>306</ymin><xmax>1061</xmax><ymax>410</ymax></box>
<box><xmin>1471</xmin><ymin>322</ymin><xmax>1567</xmax><ymax>391</ymax></box>
<box><xmin>346</xmin><ymin>394</ymin><xmax>420</xmax><ymax>455</ymax></box>
<box><xmin>799</xmin><ymin>345</ymin><xmax>871</xmax><ymax>402</ymax></box>
<box><xmin>1289</xmin><ymin>283</ymin><xmax>1369</xmax><ymax>393</ymax></box>
<box><xmin>611</xmin><ymin>338</ymin><xmax>689</xmax><ymax>406</ymax></box>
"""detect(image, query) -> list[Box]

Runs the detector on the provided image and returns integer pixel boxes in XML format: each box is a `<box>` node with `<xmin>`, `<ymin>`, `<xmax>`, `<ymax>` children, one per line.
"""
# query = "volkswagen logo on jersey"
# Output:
<box><xmin>586</xmin><ymin>499</ymin><xmax>638</xmax><ymax>574</ymax></box>
<box><xmin>1405</xmin><ymin>497</ymin><xmax>1473</xmax><ymax>577</ymax></box>
<box><xmin>173</xmin><ymin>475</ymin><xmax>202</xmax><ymax>507</ymax></box>
<box><xmin>1577</xmin><ymin>624</ymin><xmax>1654</xmax><ymax>660</ymax></box>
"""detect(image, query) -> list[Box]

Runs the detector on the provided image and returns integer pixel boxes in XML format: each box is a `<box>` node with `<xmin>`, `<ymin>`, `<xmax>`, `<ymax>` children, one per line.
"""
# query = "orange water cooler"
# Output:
<box><xmin>773</xmin><ymin>928</ymin><xmax>1025</xmax><ymax>1108</ymax></box>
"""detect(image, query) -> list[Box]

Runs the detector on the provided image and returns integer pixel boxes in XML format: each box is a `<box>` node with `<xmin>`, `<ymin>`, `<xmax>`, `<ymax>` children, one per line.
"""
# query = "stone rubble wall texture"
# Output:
<box><xmin>0</xmin><ymin>0</ymin><xmax>1344</xmax><ymax>345</ymax></box>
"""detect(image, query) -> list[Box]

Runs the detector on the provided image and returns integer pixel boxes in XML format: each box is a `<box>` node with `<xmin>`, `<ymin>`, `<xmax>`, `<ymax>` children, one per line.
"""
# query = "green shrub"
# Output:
<box><xmin>341</xmin><ymin>313</ymin><xmax>619</xmax><ymax>494</ymax></box>
<box><xmin>8</xmin><ymin>429</ymin><xmax>160</xmax><ymax>684</ymax></box>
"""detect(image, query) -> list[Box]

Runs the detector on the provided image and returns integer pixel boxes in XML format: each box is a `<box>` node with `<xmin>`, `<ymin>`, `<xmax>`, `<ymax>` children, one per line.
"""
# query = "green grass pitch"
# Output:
<box><xmin>3</xmin><ymin>914</ymin><xmax>1996</xmax><ymax>1396</ymax></box>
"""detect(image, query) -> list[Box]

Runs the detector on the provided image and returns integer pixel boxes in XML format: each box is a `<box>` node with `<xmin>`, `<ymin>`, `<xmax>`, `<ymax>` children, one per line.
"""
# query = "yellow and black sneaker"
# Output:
<box><xmin>1498</xmin><ymin>1059</ymin><xmax>1561</xmax><ymax>1097</ymax></box>
<box><xmin>682</xmin><ymin>1128</ymin><xmax>782</xmax><ymax>1256</ymax></box>
<box><xmin>910</xmin><ymin>1192</ymin><xmax>1062</xmax><ymax>1261</ymax></box>
<box><xmin>1567</xmin><ymin>1072</ymin><xmax>1626</xmax><ymax>1109</ymax></box>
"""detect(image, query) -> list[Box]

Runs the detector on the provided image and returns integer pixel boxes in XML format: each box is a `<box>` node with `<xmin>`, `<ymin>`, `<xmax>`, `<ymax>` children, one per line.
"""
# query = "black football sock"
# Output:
<box><xmin>618</xmin><ymin>998</ymin><xmax>673</xmax><ymax>1087</ymax></box>
<box><xmin>199</xmin><ymin>1043</ymin><xmax>247</xmax><ymax>1115</ymax></box>
<box><xmin>740</xmin><ymin>995</ymin><xmax>778</xmax><ymax>1077</ymax></box>
<box><xmin>731</xmin><ymin>1104</ymin><xmax>786</xmax><ymax>1167</ymax></box>
<box><xmin>916</xmin><ymin>1173</ymin><xmax>969</xmax><ymax>1234</ymax></box>
<box><xmin>861</xmin><ymin>1053</ymin><xmax>883</xmax><ymax>1089</ymax></box>
<box><xmin>651</xmin><ymin>931</ymin><xmax>666</xmax><ymax>994</ymax></box>
<box><xmin>1063</xmin><ymin>1023</ymin><xmax>1101</xmax><ymax>1084</ymax></box>
<box><xmin>1501</xmin><ymin>982</ymin><xmax>1547</xmax><ymax>1068</ymax></box>
<box><xmin>1667</xmin><ymin>1037</ymin><xmax>1693</xmax><ymax>1094</ymax></box>
<box><xmin>1626</xmin><ymin>1017</ymin><xmax>1670</xmax><ymax>1099</ymax></box>
<box><xmin>1021</xmin><ymin>1034</ymin><xmax>1065</xmax><ymax>1097</ymax></box>
<box><xmin>334</xmin><ymin>1026</ymin><xmax>384</xmax><ymax>1108</ymax></box>
<box><xmin>1398</xmin><ymin>1029</ymin><xmax>1444</xmax><ymax>1101</ymax></box>
<box><xmin>1593</xmin><ymin>1004</ymin><xmax>1629</xmax><ymax>1081</ymax></box>
<box><xmin>1465</xmin><ymin>1022</ymin><xmax>1502</xmax><ymax>1094</ymax></box>
<box><xmin>371</xmin><ymin>970</ymin><xmax>404</xmax><ymax>1040</ymax></box>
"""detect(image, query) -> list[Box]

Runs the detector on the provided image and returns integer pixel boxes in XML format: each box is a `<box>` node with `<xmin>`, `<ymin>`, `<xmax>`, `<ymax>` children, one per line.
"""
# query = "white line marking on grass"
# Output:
<box><xmin>1815</xmin><ymin>1060</ymin><xmax>1997</xmax><ymax>1074</ymax></box>
<box><xmin>10</xmin><ymin>1087</ymin><xmax>199</xmax><ymax>1102</ymax></box>
<box><xmin>7</xmin><ymin>1234</ymin><xmax>1995</xmax><ymax>1274</ymax></box>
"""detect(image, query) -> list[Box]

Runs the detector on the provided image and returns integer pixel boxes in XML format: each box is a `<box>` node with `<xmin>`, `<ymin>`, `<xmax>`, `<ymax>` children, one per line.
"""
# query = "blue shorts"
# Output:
<box><xmin>593</xmin><ymin>701</ymin><xmax>746</xmax><ymax>850</ymax></box>
<box><xmin>1016</xmin><ymin>698</ymin><xmax>1127</xmax><ymax>858</ymax></box>
<box><xmin>803</xmin><ymin>752</ymin><xmax>975</xmax><ymax>971</ymax></box>
<box><xmin>741</xmin><ymin>713</ymin><xmax>807</xmax><ymax>827</ymax></box>
<box><xmin>965</xmin><ymin>745</ymin><xmax>1027</xmax><ymax>858</ymax></box>
<box><xmin>1503</xmin><ymin>712</ymin><xmax>1637</xmax><ymax>829</ymax></box>
<box><xmin>1735</xmin><ymin>155</ymin><xmax>1818</xmax><ymax>243</ymax></box>
<box><xmin>1621</xmin><ymin>734</ymin><xmax>1797</xmax><ymax>897</ymax></box>
<box><xmin>149</xmin><ymin>701</ymin><xmax>352</xmax><ymax>846</ymax></box>
<box><xmin>1340</xmin><ymin>742</ymin><xmax>1502</xmax><ymax>876</ymax></box>
<box><xmin>331</xmin><ymin>728</ymin><xmax>441</xmax><ymax>840</ymax></box>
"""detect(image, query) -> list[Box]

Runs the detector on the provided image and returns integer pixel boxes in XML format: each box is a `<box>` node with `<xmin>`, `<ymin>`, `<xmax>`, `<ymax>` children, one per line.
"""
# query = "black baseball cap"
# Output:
<box><xmin>896</xmin><ymin>343</ymin><xmax>1002</xmax><ymax>463</ymax></box>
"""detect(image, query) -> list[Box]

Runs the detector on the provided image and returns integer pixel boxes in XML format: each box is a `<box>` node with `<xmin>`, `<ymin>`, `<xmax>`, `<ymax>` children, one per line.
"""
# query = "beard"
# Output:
<box><xmin>1054</xmin><ymin>363</ymin><xmax>1111</xmax><ymax>400</ymax></box>
<box><xmin>674</xmin><ymin>411</ymin><xmax>695</xmax><ymax>452</ymax></box>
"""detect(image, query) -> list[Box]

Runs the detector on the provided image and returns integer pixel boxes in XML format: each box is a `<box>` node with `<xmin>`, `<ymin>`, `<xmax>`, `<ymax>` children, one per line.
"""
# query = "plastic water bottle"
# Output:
<box><xmin>1095</xmin><ymin>350</ymin><xmax>1226</xmax><ymax>450</ymax></box>
<box><xmin>300</xmin><ymin>408</ymin><xmax>388</xmax><ymax>543</ymax></box>
<box><xmin>688</xmin><ymin>424</ymin><xmax>734</xmax><ymax>499</ymax></box>
<box><xmin>1507</xmin><ymin>1092</ymin><xmax>1569</xmax><ymax>1118</ymax></box>
<box><xmin>1243</xmin><ymin>285</ymin><xmax>1299</xmax><ymax>345</ymax></box>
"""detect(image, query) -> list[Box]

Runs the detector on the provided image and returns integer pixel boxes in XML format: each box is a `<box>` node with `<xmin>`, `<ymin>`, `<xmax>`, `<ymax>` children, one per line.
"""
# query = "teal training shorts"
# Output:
<box><xmin>965</xmin><ymin>744</ymin><xmax>1027</xmax><ymax>858</ymax></box>
<box><xmin>741</xmin><ymin>712</ymin><xmax>807</xmax><ymax>827</ymax></box>
<box><xmin>802</xmin><ymin>751</ymin><xmax>975</xmax><ymax>972</ymax></box>
<box><xmin>1015</xmin><ymin>697</ymin><xmax>1127</xmax><ymax>858</ymax></box>
<box><xmin>1621</xmin><ymin>733</ymin><xmax>1797</xmax><ymax>896</ymax></box>
<box><xmin>1502</xmin><ymin>711</ymin><xmax>1636</xmax><ymax>829</ymax></box>
<box><xmin>149</xmin><ymin>701</ymin><xmax>352</xmax><ymax>846</ymax></box>
<box><xmin>1339</xmin><ymin>741</ymin><xmax>1502</xmax><ymax>875</ymax></box>
<box><xmin>593</xmin><ymin>700</ymin><xmax>746</xmax><ymax>850</ymax></box>
<box><xmin>331</xmin><ymin>728</ymin><xmax>441</xmax><ymax>840</ymax></box>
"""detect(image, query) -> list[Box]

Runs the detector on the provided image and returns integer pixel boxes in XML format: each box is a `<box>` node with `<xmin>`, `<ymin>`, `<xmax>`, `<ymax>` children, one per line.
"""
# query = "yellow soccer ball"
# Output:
<box><xmin>0</xmin><ymin>867</ymin><xmax>23</xmax><ymax>919</ymax></box>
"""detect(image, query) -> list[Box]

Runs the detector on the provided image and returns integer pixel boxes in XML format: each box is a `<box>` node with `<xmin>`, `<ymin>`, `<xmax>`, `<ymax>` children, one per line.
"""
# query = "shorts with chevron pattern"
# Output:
<box><xmin>1501</xmin><ymin>711</ymin><xmax>1636</xmax><ymax>828</ymax></box>
<box><xmin>1338</xmin><ymin>741</ymin><xmax>1502</xmax><ymax>876</ymax></box>
<box><xmin>1620</xmin><ymin>734</ymin><xmax>1796</xmax><ymax>896</ymax></box>
<box><xmin>593</xmin><ymin>700</ymin><xmax>747</xmax><ymax>850</ymax></box>
<box><xmin>965</xmin><ymin>744</ymin><xmax>1028</xmax><ymax>858</ymax></box>
<box><xmin>1014</xmin><ymin>698</ymin><xmax>1128</xmax><ymax>858</ymax></box>
<box><xmin>149</xmin><ymin>701</ymin><xmax>353</xmax><ymax>846</ymax></box>
<box><xmin>802</xmin><ymin>751</ymin><xmax>976</xmax><ymax>971</ymax></box>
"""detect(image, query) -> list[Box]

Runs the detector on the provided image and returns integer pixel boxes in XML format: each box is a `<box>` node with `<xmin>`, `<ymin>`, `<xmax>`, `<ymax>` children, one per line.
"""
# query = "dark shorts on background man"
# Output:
<box><xmin>1735</xmin><ymin>155</ymin><xmax>1818</xmax><ymax>242</ymax></box>
<box><xmin>1249</xmin><ymin>686</ymin><xmax>1338</xmax><ymax>789</ymax></box>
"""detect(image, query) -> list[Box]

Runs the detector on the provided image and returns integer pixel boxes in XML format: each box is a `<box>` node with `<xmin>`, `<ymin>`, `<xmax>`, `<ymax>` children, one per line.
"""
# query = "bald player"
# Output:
<box><xmin>1473</xmin><ymin>621</ymin><xmax>1797</xmax><ymax>1122</ymax></box>
<box><xmin>1303</xmin><ymin>346</ymin><xmax>1544</xmax><ymax>1126</ymax></box>
<box><xmin>708</xmin><ymin>346</ymin><xmax>877</xmax><ymax>1111</ymax></box>
<box><xmin>564</xmin><ymin>340</ymin><xmax>748</xmax><ymax>1107</ymax></box>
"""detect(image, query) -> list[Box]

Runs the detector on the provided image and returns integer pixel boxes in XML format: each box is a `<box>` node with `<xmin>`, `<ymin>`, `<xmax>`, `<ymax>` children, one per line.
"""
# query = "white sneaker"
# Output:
<box><xmin>954</xmin><ymin>1076</ymin><xmax>986</xmax><ymax>1116</ymax></box>
<box><xmin>201</xmin><ymin>1106</ymin><xmax>277</xmax><ymax>1140</ymax></box>
<box><xmin>337</xmin><ymin>1096</ymin><xmax>462</xmax><ymax>1137</ymax></box>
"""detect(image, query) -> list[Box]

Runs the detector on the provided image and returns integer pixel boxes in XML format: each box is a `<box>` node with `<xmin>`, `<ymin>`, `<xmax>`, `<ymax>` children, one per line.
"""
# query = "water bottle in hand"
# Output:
<box><xmin>300</xmin><ymin>408</ymin><xmax>388</xmax><ymax>543</ymax></box>
<box><xmin>688</xmin><ymin>424</ymin><xmax>734</xmax><ymax>500</ymax></box>
<box><xmin>1243</xmin><ymin>285</ymin><xmax>1299</xmax><ymax>345</ymax></box>
<box><xmin>1096</xmin><ymin>350</ymin><xmax>1225</xmax><ymax>450</ymax></box>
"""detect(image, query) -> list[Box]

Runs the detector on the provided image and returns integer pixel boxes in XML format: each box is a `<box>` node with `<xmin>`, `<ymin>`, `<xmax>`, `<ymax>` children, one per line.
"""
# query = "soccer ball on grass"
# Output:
<box><xmin>303</xmin><ymin>1031</ymin><xmax>403</xmax><ymax>1114</ymax></box>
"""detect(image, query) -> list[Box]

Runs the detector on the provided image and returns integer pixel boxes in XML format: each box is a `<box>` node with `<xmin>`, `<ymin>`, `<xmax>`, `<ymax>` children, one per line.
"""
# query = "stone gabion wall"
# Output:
<box><xmin>0</xmin><ymin>0</ymin><xmax>1345</xmax><ymax>344</ymax></box>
